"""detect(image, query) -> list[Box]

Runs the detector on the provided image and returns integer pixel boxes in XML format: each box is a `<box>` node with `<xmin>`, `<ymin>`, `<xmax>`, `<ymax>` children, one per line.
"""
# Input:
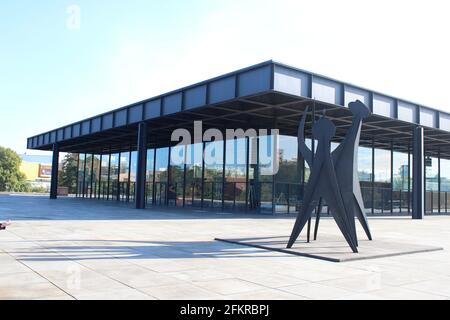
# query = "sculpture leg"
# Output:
<box><xmin>322</xmin><ymin>162</ymin><xmax>358</xmax><ymax>253</ymax></box>
<box><xmin>307</xmin><ymin>218</ymin><xmax>311</xmax><ymax>243</ymax></box>
<box><xmin>354</xmin><ymin>195</ymin><xmax>372</xmax><ymax>240</ymax></box>
<box><xmin>313</xmin><ymin>198</ymin><xmax>323</xmax><ymax>240</ymax></box>
<box><xmin>287</xmin><ymin>198</ymin><xmax>318</xmax><ymax>248</ymax></box>
<box><xmin>354</xmin><ymin>187</ymin><xmax>373</xmax><ymax>240</ymax></box>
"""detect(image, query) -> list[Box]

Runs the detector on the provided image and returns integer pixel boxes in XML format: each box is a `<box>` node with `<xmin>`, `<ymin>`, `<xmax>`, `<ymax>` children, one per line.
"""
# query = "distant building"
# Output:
<box><xmin>19</xmin><ymin>154</ymin><xmax>52</xmax><ymax>191</ymax></box>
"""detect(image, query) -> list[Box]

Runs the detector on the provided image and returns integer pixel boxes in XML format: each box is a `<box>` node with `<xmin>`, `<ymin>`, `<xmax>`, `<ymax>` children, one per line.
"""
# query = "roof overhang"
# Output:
<box><xmin>27</xmin><ymin>60</ymin><xmax>450</xmax><ymax>158</ymax></box>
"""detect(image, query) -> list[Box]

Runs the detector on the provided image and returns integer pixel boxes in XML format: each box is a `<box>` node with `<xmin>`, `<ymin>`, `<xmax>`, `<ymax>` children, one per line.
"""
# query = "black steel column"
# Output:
<box><xmin>50</xmin><ymin>143</ymin><xmax>59</xmax><ymax>199</ymax></box>
<box><xmin>371</xmin><ymin>139</ymin><xmax>375</xmax><ymax>215</ymax></box>
<box><xmin>135</xmin><ymin>122</ymin><xmax>148</xmax><ymax>209</ymax></box>
<box><xmin>107</xmin><ymin>149</ymin><xmax>111</xmax><ymax>201</ymax></box>
<box><xmin>75</xmin><ymin>153</ymin><xmax>80</xmax><ymax>198</ymax></box>
<box><xmin>438</xmin><ymin>151</ymin><xmax>441</xmax><ymax>214</ymax></box>
<box><xmin>412</xmin><ymin>126</ymin><xmax>424</xmax><ymax>219</ymax></box>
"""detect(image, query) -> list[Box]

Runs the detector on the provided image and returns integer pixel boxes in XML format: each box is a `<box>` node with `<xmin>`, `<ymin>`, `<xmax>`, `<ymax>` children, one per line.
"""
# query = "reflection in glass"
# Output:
<box><xmin>374</xmin><ymin>149</ymin><xmax>391</xmax><ymax>214</ymax></box>
<box><xmin>129</xmin><ymin>151</ymin><xmax>137</xmax><ymax>201</ymax></box>
<box><xmin>146</xmin><ymin>149</ymin><xmax>155</xmax><ymax>204</ymax></box>
<box><xmin>441</xmin><ymin>159</ymin><xmax>450</xmax><ymax>214</ymax></box>
<box><xmin>203</xmin><ymin>140</ymin><xmax>224</xmax><ymax>208</ymax></box>
<box><xmin>393</xmin><ymin>151</ymin><xmax>409</xmax><ymax>213</ymax></box>
<box><xmin>224</xmin><ymin>138</ymin><xmax>247</xmax><ymax>210</ymax></box>
<box><xmin>84</xmin><ymin>154</ymin><xmax>93</xmax><ymax>198</ymax></box>
<box><xmin>185</xmin><ymin>143</ymin><xmax>203</xmax><ymax>207</ymax></box>
<box><xmin>91</xmin><ymin>154</ymin><xmax>101</xmax><ymax>198</ymax></box>
<box><xmin>358</xmin><ymin>147</ymin><xmax>373</xmax><ymax>211</ymax></box>
<box><xmin>154</xmin><ymin>147</ymin><xmax>169</xmax><ymax>205</ymax></box>
<box><xmin>100</xmin><ymin>154</ymin><xmax>110</xmax><ymax>199</ymax></box>
<box><xmin>109</xmin><ymin>153</ymin><xmax>119</xmax><ymax>200</ymax></box>
<box><xmin>77</xmin><ymin>154</ymin><xmax>85</xmax><ymax>196</ymax></box>
<box><xmin>275</xmin><ymin>135</ymin><xmax>298</xmax><ymax>213</ymax></box>
<box><xmin>119</xmin><ymin>152</ymin><xmax>130</xmax><ymax>201</ymax></box>
<box><xmin>169</xmin><ymin>145</ymin><xmax>185</xmax><ymax>207</ymax></box>
<box><xmin>425</xmin><ymin>156</ymin><xmax>439</xmax><ymax>214</ymax></box>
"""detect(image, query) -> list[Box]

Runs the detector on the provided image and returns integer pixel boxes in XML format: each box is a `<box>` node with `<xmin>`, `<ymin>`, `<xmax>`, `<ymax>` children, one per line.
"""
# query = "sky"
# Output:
<box><xmin>1</xmin><ymin>0</ymin><xmax>449</xmax><ymax>156</ymax></box>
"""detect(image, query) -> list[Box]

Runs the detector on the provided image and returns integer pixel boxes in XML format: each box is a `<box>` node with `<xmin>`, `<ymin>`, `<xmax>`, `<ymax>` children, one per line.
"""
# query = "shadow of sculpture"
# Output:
<box><xmin>288</xmin><ymin>100</ymin><xmax>373</xmax><ymax>253</ymax></box>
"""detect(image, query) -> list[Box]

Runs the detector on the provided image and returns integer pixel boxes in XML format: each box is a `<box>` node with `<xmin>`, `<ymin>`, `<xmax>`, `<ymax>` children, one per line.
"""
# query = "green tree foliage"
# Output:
<box><xmin>0</xmin><ymin>146</ymin><xmax>28</xmax><ymax>192</ymax></box>
<box><xmin>59</xmin><ymin>153</ymin><xmax>78</xmax><ymax>194</ymax></box>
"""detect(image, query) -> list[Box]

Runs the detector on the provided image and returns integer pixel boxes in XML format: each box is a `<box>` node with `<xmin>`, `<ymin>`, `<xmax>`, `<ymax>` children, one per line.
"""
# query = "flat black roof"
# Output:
<box><xmin>27</xmin><ymin>60</ymin><xmax>450</xmax><ymax>158</ymax></box>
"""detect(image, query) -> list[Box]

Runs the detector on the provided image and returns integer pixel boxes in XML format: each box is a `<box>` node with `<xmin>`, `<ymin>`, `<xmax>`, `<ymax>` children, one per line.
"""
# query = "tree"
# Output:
<box><xmin>59</xmin><ymin>153</ymin><xmax>78</xmax><ymax>194</ymax></box>
<box><xmin>0</xmin><ymin>146</ymin><xmax>27</xmax><ymax>192</ymax></box>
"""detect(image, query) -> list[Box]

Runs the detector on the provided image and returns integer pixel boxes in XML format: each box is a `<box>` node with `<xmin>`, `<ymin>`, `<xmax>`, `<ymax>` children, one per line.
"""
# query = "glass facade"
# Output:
<box><xmin>154</xmin><ymin>147</ymin><xmax>169</xmax><ymax>205</ymax></box>
<box><xmin>74</xmin><ymin>133</ymin><xmax>450</xmax><ymax>216</ymax></box>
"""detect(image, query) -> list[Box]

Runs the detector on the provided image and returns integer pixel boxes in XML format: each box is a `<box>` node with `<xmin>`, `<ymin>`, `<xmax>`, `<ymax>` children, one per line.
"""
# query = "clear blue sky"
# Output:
<box><xmin>1</xmin><ymin>0</ymin><xmax>449</xmax><ymax>155</ymax></box>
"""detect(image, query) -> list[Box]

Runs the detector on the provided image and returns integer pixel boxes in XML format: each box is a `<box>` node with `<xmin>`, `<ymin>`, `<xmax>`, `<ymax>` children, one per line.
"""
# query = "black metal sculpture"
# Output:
<box><xmin>287</xmin><ymin>100</ymin><xmax>373</xmax><ymax>253</ymax></box>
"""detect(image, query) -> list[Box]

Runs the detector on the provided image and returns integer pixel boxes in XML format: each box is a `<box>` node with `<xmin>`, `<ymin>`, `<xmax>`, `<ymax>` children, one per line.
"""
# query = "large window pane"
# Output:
<box><xmin>374</xmin><ymin>149</ymin><xmax>391</xmax><ymax>214</ymax></box>
<box><xmin>100</xmin><ymin>154</ymin><xmax>110</xmax><ymax>199</ymax></box>
<box><xmin>259</xmin><ymin>134</ymin><xmax>274</xmax><ymax>213</ymax></box>
<box><xmin>92</xmin><ymin>155</ymin><xmax>101</xmax><ymax>199</ymax></box>
<box><xmin>441</xmin><ymin>159</ymin><xmax>450</xmax><ymax>213</ymax></box>
<box><xmin>109</xmin><ymin>153</ymin><xmax>119</xmax><ymax>200</ymax></box>
<box><xmin>203</xmin><ymin>139</ymin><xmax>224</xmax><ymax>209</ymax></box>
<box><xmin>224</xmin><ymin>138</ymin><xmax>247</xmax><ymax>210</ymax></box>
<box><xmin>119</xmin><ymin>152</ymin><xmax>130</xmax><ymax>201</ymax></box>
<box><xmin>275</xmin><ymin>135</ymin><xmax>298</xmax><ymax>213</ymax></box>
<box><xmin>146</xmin><ymin>149</ymin><xmax>155</xmax><ymax>205</ymax></box>
<box><xmin>425</xmin><ymin>156</ymin><xmax>439</xmax><ymax>214</ymax></box>
<box><xmin>393</xmin><ymin>151</ymin><xmax>409</xmax><ymax>213</ymax></box>
<box><xmin>185</xmin><ymin>143</ymin><xmax>203</xmax><ymax>207</ymax></box>
<box><xmin>169</xmin><ymin>144</ymin><xmax>185</xmax><ymax>207</ymax></box>
<box><xmin>129</xmin><ymin>151</ymin><xmax>137</xmax><ymax>202</ymax></box>
<box><xmin>77</xmin><ymin>154</ymin><xmax>85</xmax><ymax>197</ymax></box>
<box><xmin>85</xmin><ymin>154</ymin><xmax>93</xmax><ymax>198</ymax></box>
<box><xmin>154</xmin><ymin>147</ymin><xmax>169</xmax><ymax>205</ymax></box>
<box><xmin>358</xmin><ymin>147</ymin><xmax>373</xmax><ymax>211</ymax></box>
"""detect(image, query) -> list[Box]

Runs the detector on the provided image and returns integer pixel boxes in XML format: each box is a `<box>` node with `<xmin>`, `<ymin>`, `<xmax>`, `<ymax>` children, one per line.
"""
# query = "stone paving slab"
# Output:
<box><xmin>215</xmin><ymin>236</ymin><xmax>444</xmax><ymax>262</ymax></box>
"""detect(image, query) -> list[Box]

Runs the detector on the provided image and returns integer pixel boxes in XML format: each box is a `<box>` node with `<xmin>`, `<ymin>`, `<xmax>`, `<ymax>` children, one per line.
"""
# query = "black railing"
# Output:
<box><xmin>75</xmin><ymin>178</ymin><xmax>450</xmax><ymax>215</ymax></box>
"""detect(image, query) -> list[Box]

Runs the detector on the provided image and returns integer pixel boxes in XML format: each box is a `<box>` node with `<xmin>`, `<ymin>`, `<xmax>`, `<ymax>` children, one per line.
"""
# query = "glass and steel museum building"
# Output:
<box><xmin>27</xmin><ymin>61</ymin><xmax>450</xmax><ymax>217</ymax></box>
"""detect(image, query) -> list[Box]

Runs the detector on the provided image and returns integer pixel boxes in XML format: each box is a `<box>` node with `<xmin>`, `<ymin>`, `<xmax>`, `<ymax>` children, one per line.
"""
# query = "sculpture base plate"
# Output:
<box><xmin>215</xmin><ymin>235</ymin><xmax>443</xmax><ymax>262</ymax></box>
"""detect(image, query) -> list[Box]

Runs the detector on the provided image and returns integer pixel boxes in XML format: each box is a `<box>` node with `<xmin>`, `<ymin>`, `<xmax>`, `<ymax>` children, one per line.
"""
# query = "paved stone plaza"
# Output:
<box><xmin>1</xmin><ymin>194</ymin><xmax>450</xmax><ymax>300</ymax></box>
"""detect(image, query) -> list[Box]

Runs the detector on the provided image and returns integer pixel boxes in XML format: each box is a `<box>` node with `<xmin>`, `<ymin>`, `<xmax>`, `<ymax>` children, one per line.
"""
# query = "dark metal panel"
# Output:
<box><xmin>91</xmin><ymin>117</ymin><xmax>101</xmax><ymax>133</ymax></box>
<box><xmin>344</xmin><ymin>85</ymin><xmax>370</xmax><ymax>106</ymax></box>
<box><xmin>128</xmin><ymin>104</ymin><xmax>143</xmax><ymax>123</ymax></box>
<box><xmin>64</xmin><ymin>126</ymin><xmax>72</xmax><ymax>139</ymax></box>
<box><xmin>38</xmin><ymin>135</ymin><xmax>43</xmax><ymax>145</ymax></box>
<box><xmin>209</xmin><ymin>77</ymin><xmax>236</xmax><ymax>104</ymax></box>
<box><xmin>144</xmin><ymin>99</ymin><xmax>161</xmax><ymax>119</ymax></box>
<box><xmin>273</xmin><ymin>65</ymin><xmax>310</xmax><ymax>97</ymax></box>
<box><xmin>311</xmin><ymin>76</ymin><xmax>343</xmax><ymax>106</ymax></box>
<box><xmin>32</xmin><ymin>137</ymin><xmax>38</xmax><ymax>148</ymax></box>
<box><xmin>114</xmin><ymin>109</ymin><xmax>127</xmax><ymax>127</ymax></box>
<box><xmin>72</xmin><ymin>124</ymin><xmax>81</xmax><ymax>137</ymax></box>
<box><xmin>398</xmin><ymin>100</ymin><xmax>417</xmax><ymax>123</ymax></box>
<box><xmin>419</xmin><ymin>107</ymin><xmax>437</xmax><ymax>128</ymax></box>
<box><xmin>184</xmin><ymin>85</ymin><xmax>207</xmax><ymax>110</ymax></box>
<box><xmin>50</xmin><ymin>131</ymin><xmax>56</xmax><ymax>143</ymax></box>
<box><xmin>163</xmin><ymin>93</ymin><xmax>182</xmax><ymax>115</ymax></box>
<box><xmin>440</xmin><ymin>112</ymin><xmax>450</xmax><ymax>131</ymax></box>
<box><xmin>102</xmin><ymin>113</ymin><xmax>113</xmax><ymax>129</ymax></box>
<box><xmin>44</xmin><ymin>133</ymin><xmax>50</xmax><ymax>145</ymax></box>
<box><xmin>81</xmin><ymin>120</ymin><xmax>90</xmax><ymax>135</ymax></box>
<box><xmin>238</xmin><ymin>65</ymin><xmax>271</xmax><ymax>97</ymax></box>
<box><xmin>57</xmin><ymin>129</ymin><xmax>64</xmax><ymax>141</ymax></box>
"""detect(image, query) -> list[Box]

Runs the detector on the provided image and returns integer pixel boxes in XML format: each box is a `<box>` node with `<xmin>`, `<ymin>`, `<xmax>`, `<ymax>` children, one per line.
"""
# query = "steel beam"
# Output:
<box><xmin>412</xmin><ymin>127</ymin><xmax>425</xmax><ymax>219</ymax></box>
<box><xmin>135</xmin><ymin>122</ymin><xmax>148</xmax><ymax>209</ymax></box>
<box><xmin>50</xmin><ymin>143</ymin><xmax>59</xmax><ymax>199</ymax></box>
